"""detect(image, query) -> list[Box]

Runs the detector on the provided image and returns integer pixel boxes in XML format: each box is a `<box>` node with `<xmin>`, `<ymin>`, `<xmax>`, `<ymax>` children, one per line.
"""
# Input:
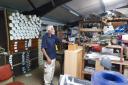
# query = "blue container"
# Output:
<box><xmin>115</xmin><ymin>24</ymin><xmax>128</xmax><ymax>33</ymax></box>
<box><xmin>91</xmin><ymin>71</ymin><xmax>128</xmax><ymax>85</ymax></box>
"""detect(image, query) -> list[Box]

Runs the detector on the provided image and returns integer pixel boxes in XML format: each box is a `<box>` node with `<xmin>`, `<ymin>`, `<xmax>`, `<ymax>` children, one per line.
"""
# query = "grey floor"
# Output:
<box><xmin>15</xmin><ymin>61</ymin><xmax>61</xmax><ymax>85</ymax></box>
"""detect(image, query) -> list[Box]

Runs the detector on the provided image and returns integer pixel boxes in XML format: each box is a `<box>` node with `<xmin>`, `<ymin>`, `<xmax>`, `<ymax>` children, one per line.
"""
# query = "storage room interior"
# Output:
<box><xmin>0</xmin><ymin>0</ymin><xmax>128</xmax><ymax>85</ymax></box>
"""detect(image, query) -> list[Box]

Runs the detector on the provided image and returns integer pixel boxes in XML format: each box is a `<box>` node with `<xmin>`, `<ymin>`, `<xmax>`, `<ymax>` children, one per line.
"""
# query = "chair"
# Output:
<box><xmin>0</xmin><ymin>64</ymin><xmax>24</xmax><ymax>85</ymax></box>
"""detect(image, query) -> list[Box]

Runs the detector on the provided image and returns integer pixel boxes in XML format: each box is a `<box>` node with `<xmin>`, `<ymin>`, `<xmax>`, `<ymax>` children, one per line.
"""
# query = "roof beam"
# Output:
<box><xmin>27</xmin><ymin>0</ymin><xmax>36</xmax><ymax>10</ymax></box>
<box><xmin>63</xmin><ymin>5</ymin><xmax>83</xmax><ymax>17</ymax></box>
<box><xmin>118</xmin><ymin>4</ymin><xmax>128</xmax><ymax>9</ymax></box>
<box><xmin>23</xmin><ymin>0</ymin><xmax>72</xmax><ymax>16</ymax></box>
<box><xmin>99</xmin><ymin>0</ymin><xmax>106</xmax><ymax>12</ymax></box>
<box><xmin>51</xmin><ymin>0</ymin><xmax>56</xmax><ymax>7</ymax></box>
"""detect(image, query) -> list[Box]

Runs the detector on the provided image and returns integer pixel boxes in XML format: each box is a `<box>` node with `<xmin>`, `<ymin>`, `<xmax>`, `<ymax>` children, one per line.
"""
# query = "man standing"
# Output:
<box><xmin>41</xmin><ymin>25</ymin><xmax>60</xmax><ymax>85</ymax></box>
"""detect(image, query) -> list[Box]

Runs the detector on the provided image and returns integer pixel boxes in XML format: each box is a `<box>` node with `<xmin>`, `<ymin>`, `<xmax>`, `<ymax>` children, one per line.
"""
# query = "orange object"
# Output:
<box><xmin>0</xmin><ymin>64</ymin><xmax>24</xmax><ymax>85</ymax></box>
<box><xmin>0</xmin><ymin>64</ymin><xmax>13</xmax><ymax>81</ymax></box>
<box><xmin>92</xmin><ymin>44</ymin><xmax>102</xmax><ymax>52</ymax></box>
<box><xmin>68</xmin><ymin>44</ymin><xmax>78</xmax><ymax>50</ymax></box>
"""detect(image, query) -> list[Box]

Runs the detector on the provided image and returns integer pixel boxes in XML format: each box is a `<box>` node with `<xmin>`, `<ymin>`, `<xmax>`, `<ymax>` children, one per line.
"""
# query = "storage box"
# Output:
<box><xmin>68</xmin><ymin>44</ymin><xmax>78</xmax><ymax>50</ymax></box>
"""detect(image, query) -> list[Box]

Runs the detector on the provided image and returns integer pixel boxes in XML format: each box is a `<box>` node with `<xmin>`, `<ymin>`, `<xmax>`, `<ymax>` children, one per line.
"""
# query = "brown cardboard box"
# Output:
<box><xmin>68</xmin><ymin>44</ymin><xmax>78</xmax><ymax>50</ymax></box>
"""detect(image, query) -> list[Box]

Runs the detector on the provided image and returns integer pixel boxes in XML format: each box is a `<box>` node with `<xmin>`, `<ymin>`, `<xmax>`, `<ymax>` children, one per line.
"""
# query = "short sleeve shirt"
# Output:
<box><xmin>41</xmin><ymin>33</ymin><xmax>60</xmax><ymax>59</ymax></box>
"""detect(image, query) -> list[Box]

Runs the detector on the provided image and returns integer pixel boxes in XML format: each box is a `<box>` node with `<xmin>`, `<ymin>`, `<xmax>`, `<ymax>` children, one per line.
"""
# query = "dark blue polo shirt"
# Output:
<box><xmin>41</xmin><ymin>33</ymin><xmax>60</xmax><ymax>59</ymax></box>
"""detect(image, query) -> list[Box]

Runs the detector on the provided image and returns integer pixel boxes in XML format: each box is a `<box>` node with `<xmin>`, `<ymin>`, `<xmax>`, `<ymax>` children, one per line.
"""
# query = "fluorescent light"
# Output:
<box><xmin>69</xmin><ymin>10</ymin><xmax>79</xmax><ymax>16</ymax></box>
<box><xmin>102</xmin><ymin>0</ymin><xmax>116</xmax><ymax>4</ymax></box>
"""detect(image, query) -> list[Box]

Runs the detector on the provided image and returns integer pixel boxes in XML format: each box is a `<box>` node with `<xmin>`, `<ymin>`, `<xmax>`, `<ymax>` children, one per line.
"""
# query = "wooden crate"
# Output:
<box><xmin>64</xmin><ymin>46</ymin><xmax>83</xmax><ymax>79</ymax></box>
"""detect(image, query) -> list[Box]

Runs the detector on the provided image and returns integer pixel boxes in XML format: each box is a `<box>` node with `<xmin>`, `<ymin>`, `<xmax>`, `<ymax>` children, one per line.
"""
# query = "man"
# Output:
<box><xmin>41</xmin><ymin>25</ymin><xmax>61</xmax><ymax>85</ymax></box>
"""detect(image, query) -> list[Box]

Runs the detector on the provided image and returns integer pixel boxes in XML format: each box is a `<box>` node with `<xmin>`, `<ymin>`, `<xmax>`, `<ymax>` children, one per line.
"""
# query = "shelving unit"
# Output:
<box><xmin>106</xmin><ymin>45</ymin><xmax>124</xmax><ymax>73</ymax></box>
<box><xmin>79</xmin><ymin>20</ymin><xmax>103</xmax><ymax>28</ymax></box>
<box><xmin>82</xmin><ymin>58</ymin><xmax>104</xmax><ymax>78</ymax></box>
<box><xmin>79</xmin><ymin>19</ymin><xmax>128</xmax><ymax>79</ymax></box>
<box><xmin>82</xmin><ymin>43</ymin><xmax>128</xmax><ymax>80</ymax></box>
<box><xmin>0</xmin><ymin>9</ymin><xmax>39</xmax><ymax>76</ymax></box>
<box><xmin>78</xmin><ymin>20</ymin><xmax>104</xmax><ymax>79</ymax></box>
<box><xmin>107</xmin><ymin>18</ymin><xmax>128</xmax><ymax>28</ymax></box>
<box><xmin>78</xmin><ymin>20</ymin><xmax>103</xmax><ymax>44</ymax></box>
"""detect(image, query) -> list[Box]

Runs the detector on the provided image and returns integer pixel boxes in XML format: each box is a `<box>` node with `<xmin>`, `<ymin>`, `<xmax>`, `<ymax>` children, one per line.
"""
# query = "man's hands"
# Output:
<box><xmin>62</xmin><ymin>39</ymin><xmax>71</xmax><ymax>44</ymax></box>
<box><xmin>62</xmin><ymin>39</ymin><xmax>68</xmax><ymax>43</ymax></box>
<box><xmin>42</xmin><ymin>48</ymin><xmax>52</xmax><ymax>65</ymax></box>
<box><xmin>47</xmin><ymin>57</ymin><xmax>52</xmax><ymax>64</ymax></box>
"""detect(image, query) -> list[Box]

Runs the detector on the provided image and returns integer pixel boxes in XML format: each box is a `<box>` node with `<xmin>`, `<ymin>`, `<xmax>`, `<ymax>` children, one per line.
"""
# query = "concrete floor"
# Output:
<box><xmin>15</xmin><ymin>61</ymin><xmax>61</xmax><ymax>85</ymax></box>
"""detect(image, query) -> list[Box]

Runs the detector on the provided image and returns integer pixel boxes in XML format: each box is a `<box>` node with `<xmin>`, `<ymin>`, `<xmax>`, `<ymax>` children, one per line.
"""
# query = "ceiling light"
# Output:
<box><xmin>69</xmin><ymin>10</ymin><xmax>79</xmax><ymax>16</ymax></box>
<box><xmin>102</xmin><ymin>0</ymin><xmax>116</xmax><ymax>4</ymax></box>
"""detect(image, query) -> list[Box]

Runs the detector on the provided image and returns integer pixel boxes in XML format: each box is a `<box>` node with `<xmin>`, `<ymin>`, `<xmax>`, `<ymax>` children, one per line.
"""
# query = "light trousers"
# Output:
<box><xmin>44</xmin><ymin>59</ymin><xmax>56</xmax><ymax>85</ymax></box>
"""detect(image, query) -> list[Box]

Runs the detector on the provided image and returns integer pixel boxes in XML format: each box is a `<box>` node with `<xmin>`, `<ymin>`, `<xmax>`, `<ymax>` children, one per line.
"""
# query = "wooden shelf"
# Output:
<box><xmin>83</xmin><ymin>43</ymin><xmax>96</xmax><ymax>47</ymax></box>
<box><xmin>82</xmin><ymin>71</ymin><xmax>93</xmax><ymax>75</ymax></box>
<box><xmin>107</xmin><ymin>18</ymin><xmax>128</xmax><ymax>22</ymax></box>
<box><xmin>84</xmin><ymin>44</ymin><xmax>123</xmax><ymax>49</ymax></box>
<box><xmin>80</xmin><ymin>28</ymin><xmax>102</xmax><ymax>32</ymax></box>
<box><xmin>111</xmin><ymin>61</ymin><xmax>128</xmax><ymax>65</ymax></box>
<box><xmin>85</xmin><ymin>58</ymin><xmax>128</xmax><ymax>66</ymax></box>
<box><xmin>105</xmin><ymin>45</ymin><xmax>122</xmax><ymax>49</ymax></box>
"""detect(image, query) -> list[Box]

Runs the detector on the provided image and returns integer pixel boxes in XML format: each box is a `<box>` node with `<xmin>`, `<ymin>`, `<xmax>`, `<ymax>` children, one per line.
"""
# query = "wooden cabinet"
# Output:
<box><xmin>64</xmin><ymin>46</ymin><xmax>83</xmax><ymax>79</ymax></box>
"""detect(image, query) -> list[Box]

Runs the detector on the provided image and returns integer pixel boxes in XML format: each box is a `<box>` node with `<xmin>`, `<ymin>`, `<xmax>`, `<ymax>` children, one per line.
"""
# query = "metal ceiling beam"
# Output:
<box><xmin>99</xmin><ymin>0</ymin><xmax>106</xmax><ymax>12</ymax></box>
<box><xmin>62</xmin><ymin>5</ymin><xmax>83</xmax><ymax>17</ymax></box>
<box><xmin>23</xmin><ymin>0</ymin><xmax>72</xmax><ymax>16</ymax></box>
<box><xmin>51</xmin><ymin>0</ymin><xmax>56</xmax><ymax>7</ymax></box>
<box><xmin>117</xmin><ymin>4</ymin><xmax>128</xmax><ymax>9</ymax></box>
<box><xmin>27</xmin><ymin>0</ymin><xmax>36</xmax><ymax>10</ymax></box>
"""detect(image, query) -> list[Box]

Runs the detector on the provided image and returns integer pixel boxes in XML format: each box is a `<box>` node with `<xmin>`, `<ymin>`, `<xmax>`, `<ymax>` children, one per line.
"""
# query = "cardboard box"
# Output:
<box><xmin>68</xmin><ymin>44</ymin><xmax>78</xmax><ymax>50</ymax></box>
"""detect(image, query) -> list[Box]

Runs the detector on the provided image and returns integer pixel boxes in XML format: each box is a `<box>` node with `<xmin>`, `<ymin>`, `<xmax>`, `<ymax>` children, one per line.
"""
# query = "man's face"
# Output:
<box><xmin>48</xmin><ymin>27</ymin><xmax>55</xmax><ymax>35</ymax></box>
<box><xmin>51</xmin><ymin>27</ymin><xmax>55</xmax><ymax>35</ymax></box>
